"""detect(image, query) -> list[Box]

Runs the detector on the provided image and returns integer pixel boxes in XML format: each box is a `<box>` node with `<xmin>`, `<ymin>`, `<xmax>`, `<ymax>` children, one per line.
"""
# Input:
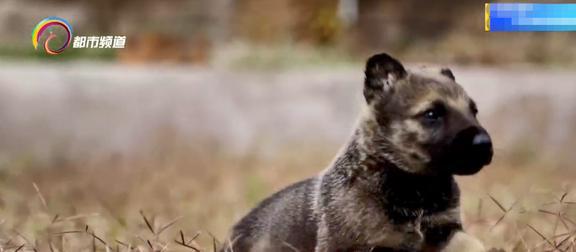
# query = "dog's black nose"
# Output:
<box><xmin>472</xmin><ymin>132</ymin><xmax>492</xmax><ymax>147</ymax></box>
<box><xmin>470</xmin><ymin>131</ymin><xmax>493</xmax><ymax>161</ymax></box>
<box><xmin>450</xmin><ymin>127</ymin><xmax>493</xmax><ymax>175</ymax></box>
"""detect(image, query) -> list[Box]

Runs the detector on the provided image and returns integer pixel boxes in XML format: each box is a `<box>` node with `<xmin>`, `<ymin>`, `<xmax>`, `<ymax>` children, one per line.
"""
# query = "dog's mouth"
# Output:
<box><xmin>428</xmin><ymin>143</ymin><xmax>493</xmax><ymax>175</ymax></box>
<box><xmin>435</xmin><ymin>143</ymin><xmax>493</xmax><ymax>175</ymax></box>
<box><xmin>449</xmin><ymin>151</ymin><xmax>492</xmax><ymax>175</ymax></box>
<box><xmin>438</xmin><ymin>127</ymin><xmax>494</xmax><ymax>175</ymax></box>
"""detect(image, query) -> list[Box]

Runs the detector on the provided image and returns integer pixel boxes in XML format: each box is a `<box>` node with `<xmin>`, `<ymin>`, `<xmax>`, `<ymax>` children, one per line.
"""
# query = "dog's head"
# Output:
<box><xmin>361</xmin><ymin>53</ymin><xmax>492</xmax><ymax>175</ymax></box>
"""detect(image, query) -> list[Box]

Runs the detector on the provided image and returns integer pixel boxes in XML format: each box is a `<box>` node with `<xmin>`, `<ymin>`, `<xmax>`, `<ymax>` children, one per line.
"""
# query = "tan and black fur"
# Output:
<box><xmin>222</xmin><ymin>53</ymin><xmax>493</xmax><ymax>252</ymax></box>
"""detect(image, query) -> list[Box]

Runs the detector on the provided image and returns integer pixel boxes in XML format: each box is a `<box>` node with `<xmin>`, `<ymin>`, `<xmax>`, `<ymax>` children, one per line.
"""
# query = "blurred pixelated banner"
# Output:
<box><xmin>485</xmin><ymin>3</ymin><xmax>576</xmax><ymax>31</ymax></box>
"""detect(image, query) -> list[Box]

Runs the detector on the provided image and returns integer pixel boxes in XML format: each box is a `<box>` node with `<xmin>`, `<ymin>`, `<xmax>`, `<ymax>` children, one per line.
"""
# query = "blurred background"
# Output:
<box><xmin>0</xmin><ymin>0</ymin><xmax>576</xmax><ymax>251</ymax></box>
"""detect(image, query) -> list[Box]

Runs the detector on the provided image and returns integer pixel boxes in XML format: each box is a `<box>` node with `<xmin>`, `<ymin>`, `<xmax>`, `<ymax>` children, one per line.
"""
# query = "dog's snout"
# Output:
<box><xmin>470</xmin><ymin>131</ymin><xmax>493</xmax><ymax>158</ymax></box>
<box><xmin>449</xmin><ymin>126</ymin><xmax>493</xmax><ymax>175</ymax></box>
<box><xmin>455</xmin><ymin>127</ymin><xmax>492</xmax><ymax>150</ymax></box>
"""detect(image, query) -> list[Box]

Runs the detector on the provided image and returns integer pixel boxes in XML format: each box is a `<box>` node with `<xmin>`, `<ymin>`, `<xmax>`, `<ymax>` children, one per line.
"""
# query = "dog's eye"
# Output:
<box><xmin>422</xmin><ymin>105</ymin><xmax>446</xmax><ymax>123</ymax></box>
<box><xmin>424</xmin><ymin>109</ymin><xmax>440</xmax><ymax>120</ymax></box>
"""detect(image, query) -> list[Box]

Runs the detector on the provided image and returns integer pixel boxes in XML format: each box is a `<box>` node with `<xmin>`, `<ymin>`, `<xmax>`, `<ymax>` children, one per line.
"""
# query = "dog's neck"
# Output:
<box><xmin>331</xmin><ymin>129</ymin><xmax>459</xmax><ymax>216</ymax></box>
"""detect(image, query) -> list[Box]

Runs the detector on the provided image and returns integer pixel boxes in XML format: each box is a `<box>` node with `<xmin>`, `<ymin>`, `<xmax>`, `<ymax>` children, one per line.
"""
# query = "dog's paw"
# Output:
<box><xmin>442</xmin><ymin>231</ymin><xmax>486</xmax><ymax>252</ymax></box>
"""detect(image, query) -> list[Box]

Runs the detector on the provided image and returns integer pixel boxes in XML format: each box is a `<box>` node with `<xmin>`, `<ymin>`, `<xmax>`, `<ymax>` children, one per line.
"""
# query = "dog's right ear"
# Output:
<box><xmin>364</xmin><ymin>53</ymin><xmax>406</xmax><ymax>103</ymax></box>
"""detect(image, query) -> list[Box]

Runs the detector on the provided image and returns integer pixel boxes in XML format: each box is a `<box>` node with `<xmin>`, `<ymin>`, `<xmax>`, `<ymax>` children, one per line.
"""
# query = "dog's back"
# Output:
<box><xmin>224</xmin><ymin>178</ymin><xmax>318</xmax><ymax>252</ymax></box>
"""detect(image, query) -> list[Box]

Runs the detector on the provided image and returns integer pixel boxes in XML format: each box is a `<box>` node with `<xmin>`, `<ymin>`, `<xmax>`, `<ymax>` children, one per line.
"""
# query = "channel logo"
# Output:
<box><xmin>32</xmin><ymin>16</ymin><xmax>73</xmax><ymax>55</ymax></box>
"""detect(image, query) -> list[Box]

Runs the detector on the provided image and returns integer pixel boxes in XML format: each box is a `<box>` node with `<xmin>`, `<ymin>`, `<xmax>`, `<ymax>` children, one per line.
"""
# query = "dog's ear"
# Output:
<box><xmin>440</xmin><ymin>68</ymin><xmax>455</xmax><ymax>81</ymax></box>
<box><xmin>364</xmin><ymin>53</ymin><xmax>406</xmax><ymax>103</ymax></box>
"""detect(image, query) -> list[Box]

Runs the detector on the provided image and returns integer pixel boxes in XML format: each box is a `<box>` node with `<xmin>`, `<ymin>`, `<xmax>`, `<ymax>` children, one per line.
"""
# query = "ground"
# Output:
<box><xmin>0</xmin><ymin>62</ymin><xmax>574</xmax><ymax>251</ymax></box>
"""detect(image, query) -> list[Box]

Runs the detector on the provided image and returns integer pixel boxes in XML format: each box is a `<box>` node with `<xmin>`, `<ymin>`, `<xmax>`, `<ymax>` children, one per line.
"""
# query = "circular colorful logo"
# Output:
<box><xmin>32</xmin><ymin>16</ymin><xmax>73</xmax><ymax>55</ymax></box>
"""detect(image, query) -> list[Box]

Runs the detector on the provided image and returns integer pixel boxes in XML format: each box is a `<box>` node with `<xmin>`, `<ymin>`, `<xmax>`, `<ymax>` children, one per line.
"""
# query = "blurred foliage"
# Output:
<box><xmin>0</xmin><ymin>44</ymin><xmax>116</xmax><ymax>60</ymax></box>
<box><xmin>2</xmin><ymin>0</ymin><xmax>576</xmax><ymax>64</ymax></box>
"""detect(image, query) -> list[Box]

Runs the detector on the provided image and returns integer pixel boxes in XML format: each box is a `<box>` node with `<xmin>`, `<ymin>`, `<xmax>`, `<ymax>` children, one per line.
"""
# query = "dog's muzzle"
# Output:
<box><xmin>447</xmin><ymin>126</ymin><xmax>493</xmax><ymax>175</ymax></box>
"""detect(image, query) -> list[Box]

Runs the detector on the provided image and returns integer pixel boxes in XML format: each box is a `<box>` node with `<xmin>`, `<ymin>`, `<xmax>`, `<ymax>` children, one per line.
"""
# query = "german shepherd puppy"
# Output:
<box><xmin>222</xmin><ymin>53</ymin><xmax>493</xmax><ymax>252</ymax></box>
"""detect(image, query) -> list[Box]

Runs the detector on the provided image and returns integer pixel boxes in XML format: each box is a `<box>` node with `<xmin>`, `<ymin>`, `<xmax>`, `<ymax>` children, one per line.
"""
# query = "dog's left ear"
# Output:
<box><xmin>364</xmin><ymin>53</ymin><xmax>406</xmax><ymax>103</ymax></box>
<box><xmin>440</xmin><ymin>68</ymin><xmax>455</xmax><ymax>81</ymax></box>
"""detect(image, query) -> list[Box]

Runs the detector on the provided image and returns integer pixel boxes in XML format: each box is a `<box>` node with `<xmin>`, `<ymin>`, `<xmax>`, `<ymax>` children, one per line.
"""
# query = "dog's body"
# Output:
<box><xmin>223</xmin><ymin>53</ymin><xmax>493</xmax><ymax>252</ymax></box>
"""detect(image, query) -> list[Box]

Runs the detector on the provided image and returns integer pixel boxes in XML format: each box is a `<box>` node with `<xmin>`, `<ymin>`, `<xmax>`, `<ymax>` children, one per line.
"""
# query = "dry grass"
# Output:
<box><xmin>0</xmin><ymin>115</ymin><xmax>575</xmax><ymax>252</ymax></box>
<box><xmin>0</xmin><ymin>127</ymin><xmax>336</xmax><ymax>251</ymax></box>
<box><xmin>460</xmin><ymin>159</ymin><xmax>576</xmax><ymax>251</ymax></box>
